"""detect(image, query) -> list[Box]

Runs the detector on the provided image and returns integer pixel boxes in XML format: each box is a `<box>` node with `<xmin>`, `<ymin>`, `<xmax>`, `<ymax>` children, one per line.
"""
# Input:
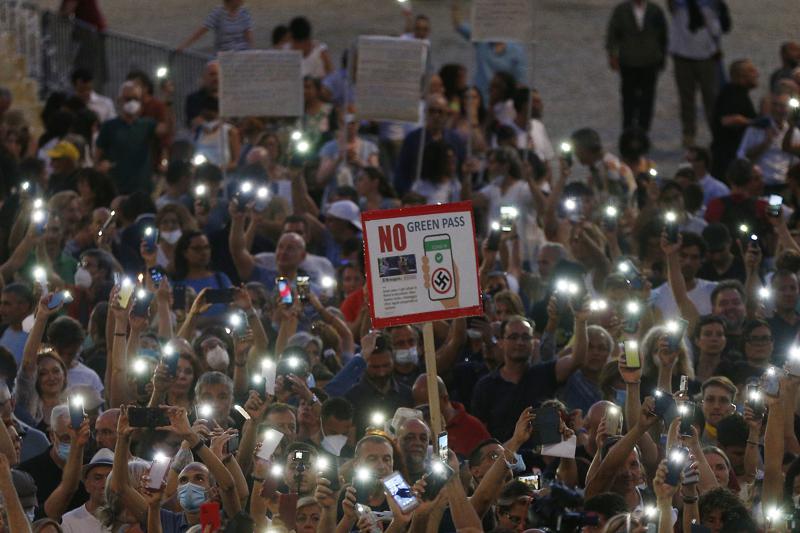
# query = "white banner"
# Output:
<box><xmin>219</xmin><ymin>50</ymin><xmax>303</xmax><ymax>118</ymax></box>
<box><xmin>471</xmin><ymin>0</ymin><xmax>533</xmax><ymax>43</ymax></box>
<box><xmin>356</xmin><ymin>36</ymin><xmax>427</xmax><ymax>123</ymax></box>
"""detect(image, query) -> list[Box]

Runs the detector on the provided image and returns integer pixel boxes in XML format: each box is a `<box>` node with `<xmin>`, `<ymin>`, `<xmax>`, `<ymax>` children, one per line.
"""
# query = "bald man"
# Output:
<box><xmin>93</xmin><ymin>409</ymin><xmax>120</xmax><ymax>451</ymax></box>
<box><xmin>230</xmin><ymin>211</ymin><xmax>319</xmax><ymax>293</ymax></box>
<box><xmin>574</xmin><ymin>401</ymin><xmax>617</xmax><ymax>489</ymax></box>
<box><xmin>412</xmin><ymin>374</ymin><xmax>489</xmax><ymax>458</ymax></box>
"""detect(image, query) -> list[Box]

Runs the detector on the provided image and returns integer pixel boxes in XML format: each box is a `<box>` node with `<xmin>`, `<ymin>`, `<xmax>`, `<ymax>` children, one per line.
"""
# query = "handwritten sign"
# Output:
<box><xmin>471</xmin><ymin>0</ymin><xmax>533</xmax><ymax>43</ymax></box>
<box><xmin>219</xmin><ymin>50</ymin><xmax>303</xmax><ymax>118</ymax></box>
<box><xmin>356</xmin><ymin>36</ymin><xmax>427</xmax><ymax>123</ymax></box>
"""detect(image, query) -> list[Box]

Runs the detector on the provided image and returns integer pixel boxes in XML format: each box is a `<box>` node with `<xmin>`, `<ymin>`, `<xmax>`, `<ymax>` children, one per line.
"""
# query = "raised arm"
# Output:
<box><xmin>662</xmin><ymin>233</ymin><xmax>700</xmax><ymax>328</ymax></box>
<box><xmin>434</xmin><ymin>317</ymin><xmax>466</xmax><ymax>374</ymax></box>
<box><xmin>45</xmin><ymin>419</ymin><xmax>90</xmax><ymax>518</ymax></box>
<box><xmin>585</xmin><ymin>397</ymin><xmax>658</xmax><ymax>498</ymax></box>
<box><xmin>176</xmin><ymin>288</ymin><xmax>210</xmax><ymax>341</ymax></box>
<box><xmin>110</xmin><ymin>406</ymin><xmax>148</xmax><ymax>522</ymax></box>
<box><xmin>762</xmin><ymin>378</ymin><xmax>790</xmax><ymax>507</ymax></box>
<box><xmin>176</xmin><ymin>26</ymin><xmax>209</xmax><ymax>52</ymax></box>
<box><xmin>0</xmin><ymin>454</ymin><xmax>31</xmax><ymax>533</ymax></box>
<box><xmin>228</xmin><ymin>201</ymin><xmax>256</xmax><ymax>282</ymax></box>
<box><xmin>554</xmin><ymin>304</ymin><xmax>589</xmax><ymax>383</ymax></box>
<box><xmin>308</xmin><ymin>292</ymin><xmax>354</xmax><ymax>354</ymax></box>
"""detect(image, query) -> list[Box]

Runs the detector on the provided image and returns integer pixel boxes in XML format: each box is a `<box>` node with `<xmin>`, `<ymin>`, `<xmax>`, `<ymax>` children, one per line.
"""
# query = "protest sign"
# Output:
<box><xmin>219</xmin><ymin>50</ymin><xmax>303</xmax><ymax>118</ymax></box>
<box><xmin>362</xmin><ymin>201</ymin><xmax>482</xmax><ymax>328</ymax></box>
<box><xmin>356</xmin><ymin>36</ymin><xmax>427</xmax><ymax>123</ymax></box>
<box><xmin>471</xmin><ymin>0</ymin><xmax>533</xmax><ymax>43</ymax></box>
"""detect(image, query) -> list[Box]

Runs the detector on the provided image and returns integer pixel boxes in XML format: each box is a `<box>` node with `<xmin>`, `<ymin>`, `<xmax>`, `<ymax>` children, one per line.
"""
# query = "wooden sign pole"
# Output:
<box><xmin>422</xmin><ymin>321</ymin><xmax>442</xmax><ymax>435</ymax></box>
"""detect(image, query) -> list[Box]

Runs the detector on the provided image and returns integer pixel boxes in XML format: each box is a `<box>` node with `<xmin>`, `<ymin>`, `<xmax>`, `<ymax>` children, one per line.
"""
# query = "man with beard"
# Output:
<box><xmin>396</xmin><ymin>417</ymin><xmax>430</xmax><ymax>484</ymax></box>
<box><xmin>585</xmin><ymin>398</ymin><xmax>659</xmax><ymax>510</ymax></box>
<box><xmin>344</xmin><ymin>331</ymin><xmax>413</xmax><ymax>436</ymax></box>
<box><xmin>709</xmin><ymin>280</ymin><xmax>747</xmax><ymax>350</ymax></box>
<box><xmin>470</xmin><ymin>315</ymin><xmax>585</xmax><ymax>443</ymax></box>
<box><xmin>765</xmin><ymin>270</ymin><xmax>800</xmax><ymax>360</ymax></box>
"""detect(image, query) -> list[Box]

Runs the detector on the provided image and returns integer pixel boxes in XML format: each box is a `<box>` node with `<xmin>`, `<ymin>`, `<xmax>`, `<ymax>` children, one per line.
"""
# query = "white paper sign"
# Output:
<box><xmin>362</xmin><ymin>202</ymin><xmax>482</xmax><ymax>328</ymax></box>
<box><xmin>356</xmin><ymin>36</ymin><xmax>427</xmax><ymax>123</ymax></box>
<box><xmin>471</xmin><ymin>0</ymin><xmax>533</xmax><ymax>43</ymax></box>
<box><xmin>541</xmin><ymin>435</ymin><xmax>577</xmax><ymax>459</ymax></box>
<box><xmin>219</xmin><ymin>50</ymin><xmax>303</xmax><ymax>118</ymax></box>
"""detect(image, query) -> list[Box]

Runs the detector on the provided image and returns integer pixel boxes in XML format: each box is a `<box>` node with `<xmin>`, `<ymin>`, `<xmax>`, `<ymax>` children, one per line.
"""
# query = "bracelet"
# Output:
<box><xmin>190</xmin><ymin>440</ymin><xmax>206</xmax><ymax>455</ymax></box>
<box><xmin>682</xmin><ymin>496</ymin><xmax>698</xmax><ymax>504</ymax></box>
<box><xmin>747</xmin><ymin>440</ymin><xmax>760</xmax><ymax>446</ymax></box>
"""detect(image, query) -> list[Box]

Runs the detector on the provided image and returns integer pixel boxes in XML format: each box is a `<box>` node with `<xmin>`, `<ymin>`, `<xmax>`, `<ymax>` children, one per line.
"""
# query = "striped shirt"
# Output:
<box><xmin>204</xmin><ymin>6</ymin><xmax>252</xmax><ymax>52</ymax></box>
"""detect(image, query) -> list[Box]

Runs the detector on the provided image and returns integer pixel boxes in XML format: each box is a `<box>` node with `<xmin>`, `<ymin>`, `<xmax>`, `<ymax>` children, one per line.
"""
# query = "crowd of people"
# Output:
<box><xmin>0</xmin><ymin>0</ymin><xmax>799</xmax><ymax>532</ymax></box>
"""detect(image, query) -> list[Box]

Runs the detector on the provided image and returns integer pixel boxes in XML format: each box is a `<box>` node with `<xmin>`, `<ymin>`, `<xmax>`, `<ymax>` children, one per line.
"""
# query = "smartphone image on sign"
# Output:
<box><xmin>199</xmin><ymin>502</ymin><xmax>221</xmax><ymax>531</ymax></box>
<box><xmin>382</xmin><ymin>471</ymin><xmax>420</xmax><ymax>514</ymax></box>
<box><xmin>424</xmin><ymin>234</ymin><xmax>457</xmax><ymax>301</ymax></box>
<box><xmin>277</xmin><ymin>277</ymin><xmax>293</xmax><ymax>305</ymax></box>
<box><xmin>437</xmin><ymin>432</ymin><xmax>448</xmax><ymax>462</ymax></box>
<box><xmin>147</xmin><ymin>454</ymin><xmax>171</xmax><ymax>490</ymax></box>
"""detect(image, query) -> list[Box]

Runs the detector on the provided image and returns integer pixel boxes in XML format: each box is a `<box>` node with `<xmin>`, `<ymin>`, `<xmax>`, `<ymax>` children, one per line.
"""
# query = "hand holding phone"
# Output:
<box><xmin>382</xmin><ymin>471</ymin><xmax>420</xmax><ymax>513</ymax></box>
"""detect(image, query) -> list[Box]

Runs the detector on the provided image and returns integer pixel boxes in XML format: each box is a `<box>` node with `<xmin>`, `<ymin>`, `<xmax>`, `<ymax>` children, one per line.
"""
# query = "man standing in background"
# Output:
<box><xmin>606</xmin><ymin>0</ymin><xmax>668</xmax><ymax>133</ymax></box>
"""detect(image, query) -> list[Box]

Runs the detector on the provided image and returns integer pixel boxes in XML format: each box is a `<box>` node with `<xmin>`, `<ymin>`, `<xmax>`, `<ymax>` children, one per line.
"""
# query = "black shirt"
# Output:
<box><xmin>343</xmin><ymin>377</ymin><xmax>413</xmax><ymax>436</ymax></box>
<box><xmin>710</xmin><ymin>83</ymin><xmax>756</xmax><ymax>179</ymax></box>
<box><xmin>697</xmin><ymin>254</ymin><xmax>747</xmax><ymax>283</ymax></box>
<box><xmin>18</xmin><ymin>447</ymin><xmax>89</xmax><ymax>514</ymax></box>
<box><xmin>470</xmin><ymin>360</ymin><xmax>559</xmax><ymax>443</ymax></box>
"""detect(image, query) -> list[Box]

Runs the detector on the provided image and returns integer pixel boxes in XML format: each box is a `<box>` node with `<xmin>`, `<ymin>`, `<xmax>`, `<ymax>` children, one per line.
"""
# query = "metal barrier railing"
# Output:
<box><xmin>0</xmin><ymin>0</ymin><xmax>211</xmax><ymax>128</ymax></box>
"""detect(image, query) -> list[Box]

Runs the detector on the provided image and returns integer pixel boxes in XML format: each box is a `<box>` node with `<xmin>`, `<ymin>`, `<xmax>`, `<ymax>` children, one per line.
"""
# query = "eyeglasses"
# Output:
<box><xmin>505</xmin><ymin>334</ymin><xmax>533</xmax><ymax>342</ymax></box>
<box><xmin>746</xmin><ymin>335</ymin><xmax>772</xmax><ymax>344</ymax></box>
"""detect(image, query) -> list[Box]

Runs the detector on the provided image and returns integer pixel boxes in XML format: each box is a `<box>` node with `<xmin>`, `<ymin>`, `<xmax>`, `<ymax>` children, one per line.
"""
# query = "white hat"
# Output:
<box><xmin>326</xmin><ymin>200</ymin><xmax>362</xmax><ymax>231</ymax></box>
<box><xmin>82</xmin><ymin>448</ymin><xmax>114</xmax><ymax>478</ymax></box>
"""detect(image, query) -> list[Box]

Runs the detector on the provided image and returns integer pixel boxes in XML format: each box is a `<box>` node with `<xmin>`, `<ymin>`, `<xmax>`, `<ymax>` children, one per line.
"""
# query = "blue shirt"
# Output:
<box><xmin>562</xmin><ymin>370</ymin><xmax>602</xmax><ymax>414</ymax></box>
<box><xmin>393</xmin><ymin>127</ymin><xmax>467</xmax><ymax>195</ymax></box>
<box><xmin>181</xmin><ymin>272</ymin><xmax>233</xmax><ymax>316</ymax></box>
<box><xmin>0</xmin><ymin>327</ymin><xmax>27</xmax><ymax>365</ymax></box>
<box><xmin>455</xmin><ymin>23</ymin><xmax>528</xmax><ymax>103</ymax></box>
<box><xmin>204</xmin><ymin>6</ymin><xmax>252</xmax><ymax>51</ymax></box>
<box><xmin>699</xmin><ymin>174</ymin><xmax>731</xmax><ymax>206</ymax></box>
<box><xmin>159</xmin><ymin>508</ymin><xmax>188</xmax><ymax>533</ymax></box>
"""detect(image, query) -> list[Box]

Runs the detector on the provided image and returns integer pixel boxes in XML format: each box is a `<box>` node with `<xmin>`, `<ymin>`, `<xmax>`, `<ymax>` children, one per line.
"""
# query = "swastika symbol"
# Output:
<box><xmin>431</xmin><ymin>268</ymin><xmax>452</xmax><ymax>294</ymax></box>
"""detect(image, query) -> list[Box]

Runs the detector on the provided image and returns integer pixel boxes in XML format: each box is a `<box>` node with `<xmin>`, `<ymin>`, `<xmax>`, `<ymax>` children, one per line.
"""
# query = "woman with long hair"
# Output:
<box><xmin>355</xmin><ymin>167</ymin><xmax>399</xmax><ymax>211</ymax></box>
<box><xmin>411</xmin><ymin>141</ymin><xmax>462</xmax><ymax>205</ymax></box>
<box><xmin>152</xmin><ymin>203</ymin><xmax>198</xmax><ymax>271</ymax></box>
<box><xmin>171</xmin><ymin>230</ymin><xmax>232</xmax><ymax>318</ymax></box>
<box><xmin>76</xmin><ymin>168</ymin><xmax>118</xmax><ymax>215</ymax></box>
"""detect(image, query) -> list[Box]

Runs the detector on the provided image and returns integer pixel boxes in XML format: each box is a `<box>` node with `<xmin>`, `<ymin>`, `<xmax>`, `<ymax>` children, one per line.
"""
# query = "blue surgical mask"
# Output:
<box><xmin>613</xmin><ymin>388</ymin><xmax>627</xmax><ymax>407</ymax></box>
<box><xmin>56</xmin><ymin>442</ymin><xmax>71</xmax><ymax>461</ymax></box>
<box><xmin>177</xmin><ymin>482</ymin><xmax>207</xmax><ymax>512</ymax></box>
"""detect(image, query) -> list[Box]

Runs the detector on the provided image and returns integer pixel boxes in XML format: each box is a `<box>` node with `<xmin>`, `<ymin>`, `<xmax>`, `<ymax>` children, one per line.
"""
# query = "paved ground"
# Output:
<box><xmin>31</xmin><ymin>0</ymin><xmax>799</xmax><ymax>168</ymax></box>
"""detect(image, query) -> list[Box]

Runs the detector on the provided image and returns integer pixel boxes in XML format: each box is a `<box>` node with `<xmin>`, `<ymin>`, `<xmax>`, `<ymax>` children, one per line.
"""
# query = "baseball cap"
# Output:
<box><xmin>326</xmin><ymin>200</ymin><xmax>362</xmax><ymax>231</ymax></box>
<box><xmin>46</xmin><ymin>141</ymin><xmax>80</xmax><ymax>163</ymax></box>
<box><xmin>82</xmin><ymin>448</ymin><xmax>114</xmax><ymax>478</ymax></box>
<box><xmin>702</xmin><ymin>223</ymin><xmax>732</xmax><ymax>252</ymax></box>
<box><xmin>12</xmin><ymin>469</ymin><xmax>37</xmax><ymax>509</ymax></box>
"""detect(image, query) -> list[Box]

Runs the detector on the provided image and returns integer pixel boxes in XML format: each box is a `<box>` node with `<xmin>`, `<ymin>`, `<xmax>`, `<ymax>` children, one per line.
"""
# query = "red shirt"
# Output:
<box><xmin>340</xmin><ymin>289</ymin><xmax>364</xmax><ymax>323</ymax></box>
<box><xmin>445</xmin><ymin>401</ymin><xmax>491</xmax><ymax>458</ymax></box>
<box><xmin>704</xmin><ymin>192</ymin><xmax>768</xmax><ymax>224</ymax></box>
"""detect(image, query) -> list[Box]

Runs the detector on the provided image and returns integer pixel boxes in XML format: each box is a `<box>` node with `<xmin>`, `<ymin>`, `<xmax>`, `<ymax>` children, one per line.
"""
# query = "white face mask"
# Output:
<box><xmin>321</xmin><ymin>434</ymin><xmax>348</xmax><ymax>457</ymax></box>
<box><xmin>161</xmin><ymin>229</ymin><xmax>182</xmax><ymax>244</ymax></box>
<box><xmin>205</xmin><ymin>346</ymin><xmax>229</xmax><ymax>371</ymax></box>
<box><xmin>394</xmin><ymin>347</ymin><xmax>419</xmax><ymax>366</ymax></box>
<box><xmin>122</xmin><ymin>99</ymin><xmax>141</xmax><ymax>116</ymax></box>
<box><xmin>74</xmin><ymin>267</ymin><xmax>92</xmax><ymax>289</ymax></box>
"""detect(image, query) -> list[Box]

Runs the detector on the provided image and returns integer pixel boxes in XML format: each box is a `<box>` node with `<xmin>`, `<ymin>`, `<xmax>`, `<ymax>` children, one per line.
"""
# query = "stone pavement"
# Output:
<box><xmin>31</xmin><ymin>0</ymin><xmax>798</xmax><ymax>170</ymax></box>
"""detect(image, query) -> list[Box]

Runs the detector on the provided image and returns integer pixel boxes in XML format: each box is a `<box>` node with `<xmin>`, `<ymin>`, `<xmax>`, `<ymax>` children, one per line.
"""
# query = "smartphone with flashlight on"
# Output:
<box><xmin>559</xmin><ymin>141</ymin><xmax>573</xmax><ymax>167</ymax></box>
<box><xmin>745</xmin><ymin>381</ymin><xmax>765</xmax><ymax>418</ymax></box>
<box><xmin>665</xmin><ymin>446</ymin><xmax>689</xmax><ymax>486</ymax></box>
<box><xmin>382</xmin><ymin>471</ymin><xmax>420</xmax><ymax>514</ymax></box>
<box><xmin>69</xmin><ymin>396</ymin><xmax>85</xmax><ymax>429</ymax></box>
<box><xmin>131</xmin><ymin>289</ymin><xmax>155</xmax><ymax>317</ymax></box>
<box><xmin>296</xmin><ymin>276</ymin><xmax>310</xmax><ymax>302</ymax></box>
<box><xmin>235</xmin><ymin>182</ymin><xmax>255</xmax><ymax>212</ymax></box>
<box><xmin>147</xmin><ymin>454</ymin><xmax>172</xmax><ymax>490</ymax></box>
<box><xmin>665</xmin><ymin>318</ymin><xmax>688</xmax><ymax>351</ymax></box>
<box><xmin>678</xmin><ymin>402</ymin><xmax>695</xmax><ymax>437</ymax></box>
<box><xmin>768</xmin><ymin>195</ymin><xmax>783</xmax><ymax>217</ymax></box>
<box><xmin>48</xmin><ymin>290</ymin><xmax>74</xmax><ymax>309</ymax></box>
<box><xmin>623</xmin><ymin>339</ymin><xmax>641</xmax><ymax>369</ymax></box>
<box><xmin>142</xmin><ymin>227</ymin><xmax>159</xmax><ymax>253</ymax></box>
<box><xmin>487</xmin><ymin>222</ymin><xmax>502</xmax><ymax>252</ymax></box>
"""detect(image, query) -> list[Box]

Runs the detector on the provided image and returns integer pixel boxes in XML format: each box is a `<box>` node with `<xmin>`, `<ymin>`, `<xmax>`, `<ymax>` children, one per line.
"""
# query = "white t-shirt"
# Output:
<box><xmin>649</xmin><ymin>278</ymin><xmax>717</xmax><ymax>318</ymax></box>
<box><xmin>61</xmin><ymin>504</ymin><xmax>108</xmax><ymax>533</ymax></box>
<box><xmin>736</xmin><ymin>121</ymin><xmax>800</xmax><ymax>185</ymax></box>
<box><xmin>411</xmin><ymin>178</ymin><xmax>462</xmax><ymax>205</ymax></box>
<box><xmin>479</xmin><ymin>177</ymin><xmax>538</xmax><ymax>265</ymax></box>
